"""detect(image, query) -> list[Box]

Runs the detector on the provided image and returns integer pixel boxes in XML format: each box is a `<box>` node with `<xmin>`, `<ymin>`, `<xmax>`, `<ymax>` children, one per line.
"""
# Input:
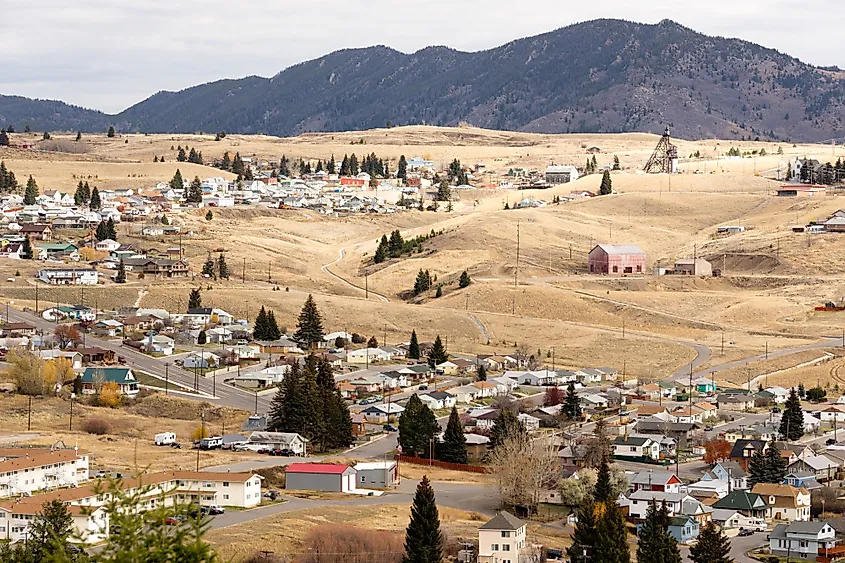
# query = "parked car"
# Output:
<box><xmin>257</xmin><ymin>447</ymin><xmax>271</xmax><ymax>454</ymax></box>
<box><xmin>170</xmin><ymin>443</ymin><xmax>182</xmax><ymax>449</ymax></box>
<box><xmin>738</xmin><ymin>528</ymin><xmax>755</xmax><ymax>537</ymax></box>
<box><xmin>704</xmin><ymin>426</ymin><xmax>714</xmax><ymax>431</ymax></box>
<box><xmin>263</xmin><ymin>490</ymin><xmax>280</xmax><ymax>500</ymax></box>
<box><xmin>165</xmin><ymin>516</ymin><xmax>183</xmax><ymax>526</ymax></box>
<box><xmin>383</xmin><ymin>424</ymin><xmax>398</xmax><ymax>432</ymax></box>
<box><xmin>827</xmin><ymin>438</ymin><xmax>837</xmax><ymax>445</ymax></box>
<box><xmin>418</xmin><ymin>385</ymin><xmax>428</xmax><ymax>391</ymax></box>
<box><xmin>189</xmin><ymin>507</ymin><xmax>210</xmax><ymax>518</ymax></box>
<box><xmin>279</xmin><ymin>448</ymin><xmax>294</xmax><ymax>457</ymax></box>
<box><xmin>208</xmin><ymin>505</ymin><xmax>225</xmax><ymax>515</ymax></box>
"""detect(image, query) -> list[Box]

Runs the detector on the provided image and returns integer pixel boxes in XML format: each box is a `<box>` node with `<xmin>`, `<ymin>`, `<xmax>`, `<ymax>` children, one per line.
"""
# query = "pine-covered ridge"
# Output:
<box><xmin>2</xmin><ymin>19</ymin><xmax>845</xmax><ymax>141</ymax></box>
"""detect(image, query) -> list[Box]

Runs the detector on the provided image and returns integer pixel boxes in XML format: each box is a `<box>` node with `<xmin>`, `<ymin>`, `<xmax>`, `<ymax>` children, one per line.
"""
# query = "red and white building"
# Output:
<box><xmin>588</xmin><ymin>244</ymin><xmax>646</xmax><ymax>275</ymax></box>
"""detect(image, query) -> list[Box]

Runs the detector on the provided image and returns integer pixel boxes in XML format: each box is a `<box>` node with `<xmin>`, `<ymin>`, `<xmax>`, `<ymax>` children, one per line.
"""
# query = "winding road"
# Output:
<box><xmin>321</xmin><ymin>246</ymin><xmax>390</xmax><ymax>303</ymax></box>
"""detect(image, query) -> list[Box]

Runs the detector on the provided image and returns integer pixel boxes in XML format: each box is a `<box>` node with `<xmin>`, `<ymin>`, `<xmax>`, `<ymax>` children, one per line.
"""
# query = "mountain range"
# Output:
<box><xmin>1</xmin><ymin>19</ymin><xmax>844</xmax><ymax>142</ymax></box>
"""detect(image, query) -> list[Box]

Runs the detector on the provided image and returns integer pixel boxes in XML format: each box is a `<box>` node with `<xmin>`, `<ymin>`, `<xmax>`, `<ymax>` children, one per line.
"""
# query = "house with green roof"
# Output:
<box><xmin>711</xmin><ymin>489</ymin><xmax>767</xmax><ymax>518</ymax></box>
<box><xmin>81</xmin><ymin>367</ymin><xmax>139</xmax><ymax>397</ymax></box>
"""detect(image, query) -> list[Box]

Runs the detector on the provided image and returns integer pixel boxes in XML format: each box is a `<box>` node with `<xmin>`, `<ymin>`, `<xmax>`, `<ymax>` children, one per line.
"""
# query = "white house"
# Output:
<box><xmin>94</xmin><ymin>239</ymin><xmax>121</xmax><ymax>252</ymax></box>
<box><xmin>359</xmin><ymin>403</ymin><xmax>405</xmax><ymax>423</ymax></box>
<box><xmin>613</xmin><ymin>436</ymin><xmax>660</xmax><ymax>460</ymax></box>
<box><xmin>751</xmin><ymin>483</ymin><xmax>811</xmax><ymax>521</ymax></box>
<box><xmin>0</xmin><ymin>448</ymin><xmax>90</xmax><ymax>498</ymax></box>
<box><xmin>246</xmin><ymin>431</ymin><xmax>308</xmax><ymax>455</ymax></box>
<box><xmin>581</xmin><ymin>394</ymin><xmax>610</xmax><ymax>409</ymax></box>
<box><xmin>477</xmin><ymin>511</ymin><xmax>527</xmax><ymax>563</ymax></box>
<box><xmin>770</xmin><ymin>522</ymin><xmax>837</xmax><ymax>559</ymax></box>
<box><xmin>143</xmin><ymin>334</ymin><xmax>175</xmax><ymax>356</ymax></box>
<box><xmin>183</xmin><ymin>352</ymin><xmax>221</xmax><ymax>370</ymax></box>
<box><xmin>418</xmin><ymin>391</ymin><xmax>457</xmax><ymax>410</ymax></box>
<box><xmin>626</xmin><ymin>491</ymin><xmax>695</xmax><ymax>520</ymax></box>
<box><xmin>518</xmin><ymin>413</ymin><xmax>541</xmax><ymax>431</ymax></box>
<box><xmin>447</xmin><ymin>384</ymin><xmax>481</xmax><ymax>404</ymax></box>
<box><xmin>503</xmin><ymin>370</ymin><xmax>556</xmax><ymax>386</ymax></box>
<box><xmin>346</xmin><ymin>347</ymin><xmax>391</xmax><ymax>364</ymax></box>
<box><xmin>37</xmin><ymin>268</ymin><xmax>98</xmax><ymax>286</ymax></box>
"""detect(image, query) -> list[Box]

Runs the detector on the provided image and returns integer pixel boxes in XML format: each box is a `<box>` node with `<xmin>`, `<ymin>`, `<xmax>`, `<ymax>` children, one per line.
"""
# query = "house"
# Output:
<box><xmin>418</xmin><ymin>391</ymin><xmax>457</xmax><ymax>410</ymax></box>
<box><xmin>465</xmin><ymin>433</ymin><xmax>490</xmax><ymax>463</ymax></box>
<box><xmin>576</xmin><ymin>368</ymin><xmax>605</xmax><ymax>385</ymax></box>
<box><xmin>636</xmin><ymin>405</ymin><xmax>670</xmax><ymax>419</ymax></box>
<box><xmin>626</xmin><ymin>491</ymin><xmax>695</xmax><ymax>520</ymax></box>
<box><xmin>788</xmin><ymin>455</ymin><xmax>839</xmax><ymax>483</ymax></box>
<box><xmin>142</xmin><ymin>334</ymin><xmax>175</xmax><ymax>356</ymax></box>
<box><xmin>246</xmin><ymin>432</ymin><xmax>308</xmax><ymax>455</ymax></box>
<box><xmin>640</xmin><ymin>383</ymin><xmax>662</xmax><ymax>400</ymax></box>
<box><xmin>42</xmin><ymin>304</ymin><xmax>96</xmax><ymax>322</ymax></box>
<box><xmin>764</xmin><ymin>386</ymin><xmax>791</xmax><ymax>404</ymax></box>
<box><xmin>634</xmin><ymin>420</ymin><xmax>697</xmax><ymax>449</ymax></box>
<box><xmin>751</xmin><ymin>483</ymin><xmax>811</xmax><ymax>521</ymax></box>
<box><xmin>613</xmin><ymin>436</ymin><xmax>660</xmax><ymax>460</ymax></box>
<box><xmin>686</xmin><ymin>477</ymin><xmax>729</xmax><ymax>499</ymax></box>
<box><xmin>708</xmin><ymin>461</ymin><xmax>749</xmax><ymax>491</ymax></box>
<box><xmin>77</xmin><ymin>347</ymin><xmax>116</xmax><ymax>364</ymax></box>
<box><xmin>711</xmin><ymin>509</ymin><xmax>766</xmax><ymax>532</ymax></box>
<box><xmin>673</xmin><ymin>258</ymin><xmax>712</xmax><ymax>277</ymax></box>
<box><xmin>80</xmin><ymin>367</ymin><xmax>139</xmax><ymax>396</ymax></box>
<box><xmin>448</xmin><ymin>384</ymin><xmax>482</xmax><ymax>404</ymax></box>
<box><xmin>37</xmin><ymin>268</ymin><xmax>98</xmax><ymax>285</ymax></box>
<box><xmin>94</xmin><ymin>239</ymin><xmax>121</xmax><ymax>252</ymax></box>
<box><xmin>472</xmin><ymin>381</ymin><xmax>499</xmax><ymax>398</ymax></box>
<box><xmin>38</xmin><ymin>350</ymin><xmax>83</xmax><ymax>369</ymax></box>
<box><xmin>730</xmin><ymin>440</ymin><xmax>766</xmax><ymax>472</ymax></box>
<box><xmin>695</xmin><ymin>402</ymin><xmax>718</xmax><ymax>420</ymax></box>
<box><xmin>20</xmin><ymin>224</ymin><xmax>52</xmax><ymax>240</ymax></box>
<box><xmin>581</xmin><ymin>393</ymin><xmax>610</xmax><ymax>409</ymax></box>
<box><xmin>693</xmin><ymin>377</ymin><xmax>717</xmax><ymax>394</ymax></box>
<box><xmin>518</xmin><ymin>413</ymin><xmax>540</xmax><ymax>431</ymax></box>
<box><xmin>0</xmin><ymin>322</ymin><xmax>36</xmax><ymax>337</ymax></box>
<box><xmin>545</xmin><ymin>165</ymin><xmax>580</xmax><ymax>185</ymax></box>
<box><xmin>769</xmin><ymin>522</ymin><xmax>838</xmax><ymax>560</ymax></box>
<box><xmin>92</xmin><ymin>319</ymin><xmax>123</xmax><ymax>337</ymax></box>
<box><xmin>783</xmin><ymin>471</ymin><xmax>822</xmax><ymax>491</ymax></box>
<box><xmin>630</xmin><ymin>470</ymin><xmax>683</xmax><ymax>493</ymax></box>
<box><xmin>587</xmin><ymin>244</ymin><xmax>646</xmax><ymax>275</ymax></box>
<box><xmin>667</xmin><ymin>515</ymin><xmax>700</xmax><ymax>544</ymax></box>
<box><xmin>711</xmin><ymin>490</ymin><xmax>767</xmax><ymax>518</ymax></box>
<box><xmin>183</xmin><ymin>352</ymin><xmax>221</xmax><ymax>370</ymax></box>
<box><xmin>670</xmin><ymin>406</ymin><xmax>704</xmax><ymax>424</ymax></box>
<box><xmin>504</xmin><ymin>370</ymin><xmax>557</xmax><ymax>386</ymax></box>
<box><xmin>436</xmin><ymin>361</ymin><xmax>459</xmax><ymax>375</ymax></box>
<box><xmin>0</xmin><ymin>448</ymin><xmax>90</xmax><ymax>498</ymax></box>
<box><xmin>477</xmin><ymin>511</ymin><xmax>527</xmax><ymax>563</ymax></box>
<box><xmin>717</xmin><ymin>393</ymin><xmax>754</xmax><ymax>411</ymax></box>
<box><xmin>359</xmin><ymin>403</ymin><xmax>405</xmax><ymax>423</ymax></box>
<box><xmin>353</xmin><ymin>461</ymin><xmax>397</xmax><ymax>488</ymax></box>
<box><xmin>285</xmin><ymin>463</ymin><xmax>357</xmax><ymax>493</ymax></box>
<box><xmin>346</xmin><ymin>347</ymin><xmax>391</xmax><ymax>364</ymax></box>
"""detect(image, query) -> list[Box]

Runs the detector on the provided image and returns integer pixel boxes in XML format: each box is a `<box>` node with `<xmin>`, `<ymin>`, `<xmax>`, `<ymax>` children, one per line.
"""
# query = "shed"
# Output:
<box><xmin>353</xmin><ymin>461</ymin><xmax>397</xmax><ymax>488</ymax></box>
<box><xmin>285</xmin><ymin>463</ymin><xmax>357</xmax><ymax>493</ymax></box>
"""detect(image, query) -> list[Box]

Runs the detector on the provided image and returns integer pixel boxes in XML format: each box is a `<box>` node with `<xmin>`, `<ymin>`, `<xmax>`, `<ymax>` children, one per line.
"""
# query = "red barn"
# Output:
<box><xmin>588</xmin><ymin>244</ymin><xmax>646</xmax><ymax>275</ymax></box>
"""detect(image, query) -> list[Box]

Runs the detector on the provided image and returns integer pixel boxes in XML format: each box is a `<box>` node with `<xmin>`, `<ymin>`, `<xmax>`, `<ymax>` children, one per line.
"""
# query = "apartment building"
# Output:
<box><xmin>0</xmin><ymin>448</ymin><xmax>90</xmax><ymax>498</ymax></box>
<box><xmin>0</xmin><ymin>470</ymin><xmax>261</xmax><ymax>544</ymax></box>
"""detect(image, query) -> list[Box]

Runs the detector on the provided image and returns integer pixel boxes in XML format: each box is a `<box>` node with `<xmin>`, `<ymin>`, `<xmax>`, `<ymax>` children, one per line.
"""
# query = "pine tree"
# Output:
<box><xmin>0</xmin><ymin>130</ymin><xmax>8</xmax><ymax>147</ymax></box>
<box><xmin>188</xmin><ymin>288</ymin><xmax>202</xmax><ymax>310</ymax></box>
<box><xmin>107</xmin><ymin>125</ymin><xmax>115</xmax><ymax>138</ymax></box>
<box><xmin>374</xmin><ymin>234</ymin><xmax>389</xmax><ymax>263</ymax></box>
<box><xmin>267</xmin><ymin>310</ymin><xmax>281</xmax><ymax>340</ymax></box>
<box><xmin>232</xmin><ymin>152</ymin><xmax>245</xmax><ymax>177</ymax></box>
<box><xmin>409</xmin><ymin>330</ymin><xmax>421</xmax><ymax>359</ymax></box>
<box><xmin>398</xmin><ymin>155</ymin><xmax>408</xmax><ymax>181</ymax></box>
<box><xmin>268</xmin><ymin>362</ymin><xmax>315</xmax><ymax>435</ymax></box>
<box><xmin>427</xmin><ymin>335</ymin><xmax>448</xmax><ymax>367</ymax></box>
<box><xmin>747</xmin><ymin>446</ymin><xmax>767</xmax><ymax>488</ymax></box>
<box><xmin>600</xmin><ymin>170</ymin><xmax>613</xmax><ymax>195</ymax></box>
<box><xmin>763</xmin><ymin>442</ymin><xmax>788</xmax><ymax>483</ymax></box>
<box><xmin>398</xmin><ymin>394</ymin><xmax>439</xmax><ymax>457</ymax></box>
<box><xmin>490</xmin><ymin>409</ymin><xmax>526</xmax><ymax>449</ymax></box>
<box><xmin>780</xmin><ymin>387</ymin><xmax>804</xmax><ymax>441</ymax></box>
<box><xmin>170</xmin><ymin>169</ymin><xmax>184</xmax><ymax>190</ymax></box>
<box><xmin>82</xmin><ymin>181</ymin><xmax>91</xmax><ymax>202</ymax></box>
<box><xmin>438</xmin><ymin>407</ymin><xmax>467</xmax><ymax>464</ymax></box>
<box><xmin>798</xmin><ymin>383</ymin><xmax>806</xmax><ymax>398</ymax></box>
<box><xmin>21</xmin><ymin>235</ymin><xmax>33</xmax><ymax>259</ymax></box>
<box><xmin>75</xmin><ymin>131</ymin><xmax>81</xmax><ymax>142</ymax></box>
<box><xmin>435</xmin><ymin>285</ymin><xmax>443</xmax><ymax>298</ymax></box>
<box><xmin>690</xmin><ymin>522</ymin><xmax>734</xmax><ymax>563</ymax></box>
<box><xmin>637</xmin><ymin>501</ymin><xmax>682</xmax><ymax>563</ymax></box>
<box><xmin>221</xmin><ymin>152</ymin><xmax>232</xmax><ymax>171</ymax></box>
<box><xmin>107</xmin><ymin>217</ymin><xmax>118</xmax><ymax>240</ymax></box>
<box><xmin>197</xmin><ymin>329</ymin><xmax>207</xmax><ymax>345</ymax></box>
<box><xmin>458</xmin><ymin>271</ymin><xmax>471</xmax><ymax>288</ymax></box>
<box><xmin>293</xmin><ymin>294</ymin><xmax>325</xmax><ymax>348</ymax></box>
<box><xmin>595</xmin><ymin>495</ymin><xmax>631</xmax><ymax>563</ymax></box>
<box><xmin>74</xmin><ymin>180</ymin><xmax>85</xmax><ymax>205</ymax></box>
<box><xmin>27</xmin><ymin>499</ymin><xmax>75</xmax><ymax>562</ymax></box>
<box><xmin>350</xmin><ymin>153</ymin><xmax>359</xmax><ymax>176</ymax></box>
<box><xmin>389</xmin><ymin>230</ymin><xmax>404</xmax><ymax>257</ymax></box>
<box><xmin>89</xmin><ymin>186</ymin><xmax>101</xmax><ymax>210</ymax></box>
<box><xmin>217</xmin><ymin>253</ymin><xmax>230</xmax><ymax>279</ymax></box>
<box><xmin>477</xmin><ymin>364</ymin><xmax>487</xmax><ymax>381</ymax></box>
<box><xmin>202</xmin><ymin>252</ymin><xmax>216</xmax><ymax>279</ymax></box>
<box><xmin>177</xmin><ymin>147</ymin><xmax>187</xmax><ymax>162</ymax></box>
<box><xmin>568</xmin><ymin>500</ymin><xmax>598</xmax><ymax>563</ymax></box>
<box><xmin>206</xmin><ymin>210</ymin><xmax>213</xmax><ymax>221</ymax></box>
<box><xmin>23</xmin><ymin>175</ymin><xmax>38</xmax><ymax>205</ymax></box>
<box><xmin>115</xmin><ymin>259</ymin><xmax>127</xmax><ymax>283</ymax></box>
<box><xmin>253</xmin><ymin>306</ymin><xmax>269</xmax><ymax>341</ymax></box>
<box><xmin>613</xmin><ymin>155</ymin><xmax>621</xmax><ymax>170</ymax></box>
<box><xmin>402</xmin><ymin>476</ymin><xmax>444</xmax><ymax>563</ymax></box>
<box><xmin>188</xmin><ymin>148</ymin><xmax>199</xmax><ymax>163</ymax></box>
<box><xmin>563</xmin><ymin>381</ymin><xmax>582</xmax><ymax>420</ymax></box>
<box><xmin>95</xmin><ymin>220</ymin><xmax>109</xmax><ymax>241</ymax></box>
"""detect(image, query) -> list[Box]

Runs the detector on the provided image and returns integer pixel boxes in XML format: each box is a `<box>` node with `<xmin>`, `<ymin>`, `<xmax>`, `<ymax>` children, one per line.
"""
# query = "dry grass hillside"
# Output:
<box><xmin>1</xmin><ymin>126</ymin><xmax>845</xmax><ymax>382</ymax></box>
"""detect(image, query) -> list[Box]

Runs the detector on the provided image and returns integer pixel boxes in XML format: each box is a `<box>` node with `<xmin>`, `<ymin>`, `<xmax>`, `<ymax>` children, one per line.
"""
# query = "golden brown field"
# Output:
<box><xmin>2</xmin><ymin>125</ymin><xmax>845</xmax><ymax>384</ymax></box>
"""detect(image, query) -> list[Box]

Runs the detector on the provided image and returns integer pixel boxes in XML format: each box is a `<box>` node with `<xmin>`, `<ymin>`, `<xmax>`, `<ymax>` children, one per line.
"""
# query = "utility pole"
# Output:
<box><xmin>243</xmin><ymin>258</ymin><xmax>246</xmax><ymax>284</ymax></box>
<box><xmin>267</xmin><ymin>261</ymin><xmax>271</xmax><ymax>283</ymax></box>
<box><xmin>164</xmin><ymin>362</ymin><xmax>170</xmax><ymax>396</ymax></box>
<box><xmin>27</xmin><ymin>395</ymin><xmax>32</xmax><ymax>431</ymax></box>
<box><xmin>365</xmin><ymin>275</ymin><xmax>369</xmax><ymax>299</ymax></box>
<box><xmin>69</xmin><ymin>393</ymin><xmax>75</xmax><ymax>431</ymax></box>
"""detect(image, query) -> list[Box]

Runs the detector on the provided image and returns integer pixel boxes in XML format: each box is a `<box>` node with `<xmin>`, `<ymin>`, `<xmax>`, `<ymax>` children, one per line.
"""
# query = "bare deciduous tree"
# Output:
<box><xmin>488</xmin><ymin>432</ymin><xmax>558</xmax><ymax>512</ymax></box>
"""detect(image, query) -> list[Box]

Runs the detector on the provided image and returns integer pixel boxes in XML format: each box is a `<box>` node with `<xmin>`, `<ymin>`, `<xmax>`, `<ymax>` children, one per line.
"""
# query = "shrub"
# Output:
<box><xmin>191</xmin><ymin>425</ymin><xmax>210</xmax><ymax>441</ymax></box>
<box><xmin>298</xmin><ymin>524</ymin><xmax>403</xmax><ymax>563</ymax></box>
<box><xmin>351</xmin><ymin>333</ymin><xmax>366</xmax><ymax>344</ymax></box>
<box><xmin>82</xmin><ymin>417</ymin><xmax>112</xmax><ymax>435</ymax></box>
<box><xmin>98</xmin><ymin>381</ymin><xmax>122</xmax><ymax>408</ymax></box>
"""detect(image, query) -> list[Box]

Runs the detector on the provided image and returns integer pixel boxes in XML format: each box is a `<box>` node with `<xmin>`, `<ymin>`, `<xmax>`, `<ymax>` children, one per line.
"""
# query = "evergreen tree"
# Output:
<box><xmin>763</xmin><ymin>442</ymin><xmax>788</xmax><ymax>483</ymax></box>
<box><xmin>435</xmin><ymin>285</ymin><xmax>442</xmax><ymax>298</ymax></box>
<box><xmin>95</xmin><ymin>220</ymin><xmax>109</xmax><ymax>241</ymax></box>
<box><xmin>0</xmin><ymin>129</ymin><xmax>8</xmax><ymax>146</ymax></box>
<box><xmin>438</xmin><ymin>407</ymin><xmax>467</xmax><ymax>464</ymax></box>
<box><xmin>350</xmin><ymin>153</ymin><xmax>359</xmax><ymax>175</ymax></box>
<box><xmin>637</xmin><ymin>501</ymin><xmax>682</xmax><ymax>563</ymax></box>
<box><xmin>690</xmin><ymin>522</ymin><xmax>734</xmax><ymax>563</ymax></box>
<box><xmin>398</xmin><ymin>155</ymin><xmax>408</xmax><ymax>181</ymax></box>
<box><xmin>402</xmin><ymin>476</ymin><xmax>444</xmax><ymax>563</ymax></box>
<box><xmin>206</xmin><ymin>209</ymin><xmax>213</xmax><ymax>221</ymax></box>
<box><xmin>413</xmin><ymin>269</ymin><xmax>433</xmax><ymax>295</ymax></box>
<box><xmin>217</xmin><ymin>253</ymin><xmax>230</xmax><ymax>279</ymax></box>
<box><xmin>21</xmin><ymin>235</ymin><xmax>33</xmax><ymax>260</ymax></box>
<box><xmin>398</xmin><ymin>394</ymin><xmax>439</xmax><ymax>457</ymax></box>
<box><xmin>563</xmin><ymin>381</ymin><xmax>582</xmax><ymax>420</ymax></box>
<box><xmin>595</xmin><ymin>494</ymin><xmax>631</xmax><ymax>563</ymax></box>
<box><xmin>293</xmin><ymin>294</ymin><xmax>325</xmax><ymax>348</ymax></box>
<box><xmin>186</xmin><ymin>176</ymin><xmax>203</xmax><ymax>203</ymax></box>
<box><xmin>613</xmin><ymin>155</ymin><xmax>621</xmax><ymax>170</ymax></box>
<box><xmin>340</xmin><ymin>154</ymin><xmax>350</xmax><ymax>175</ymax></box>
<box><xmin>89</xmin><ymin>186</ymin><xmax>101</xmax><ymax>210</ymax></box>
<box><xmin>266</xmin><ymin>310</ymin><xmax>282</xmax><ymax>340</ymax></box>
<box><xmin>221</xmin><ymin>152</ymin><xmax>232</xmax><ymax>171</ymax></box>
<box><xmin>268</xmin><ymin>362</ymin><xmax>315</xmax><ymax>436</ymax></box>
<box><xmin>427</xmin><ymin>335</ymin><xmax>448</xmax><ymax>367</ymax></box>
<box><xmin>490</xmin><ymin>408</ymin><xmax>526</xmax><ymax>449</ymax></box>
<box><xmin>75</xmin><ymin>131</ymin><xmax>81</xmax><ymax>141</ymax></box>
<box><xmin>368</xmin><ymin>335</ymin><xmax>378</xmax><ymax>348</ymax></box>
<box><xmin>253</xmin><ymin>306</ymin><xmax>270</xmax><ymax>341</ymax></box>
<box><xmin>170</xmin><ymin>169</ymin><xmax>184</xmax><ymax>190</ymax></box>
<box><xmin>798</xmin><ymin>383</ymin><xmax>806</xmax><ymax>398</ymax></box>
<box><xmin>232</xmin><ymin>152</ymin><xmax>245</xmax><ymax>177</ymax></box>
<box><xmin>594</xmin><ymin>457</ymin><xmax>614</xmax><ymax>503</ymax></box>
<box><xmin>327</xmin><ymin>154</ymin><xmax>336</xmax><ymax>174</ymax></box>
<box><xmin>43</xmin><ymin>131</ymin><xmax>51</xmax><ymax>140</ymax></box>
<box><xmin>389</xmin><ymin>229</ymin><xmax>404</xmax><ymax>257</ymax></box>
<box><xmin>458</xmin><ymin>270</ymin><xmax>471</xmax><ymax>288</ymax></box>
<box><xmin>107</xmin><ymin>217</ymin><xmax>118</xmax><ymax>240</ymax></box>
<box><xmin>374</xmin><ymin>240</ymin><xmax>388</xmax><ymax>263</ymax></box>
<box><xmin>82</xmin><ymin>181</ymin><xmax>91</xmax><ymax>202</ymax></box>
<box><xmin>202</xmin><ymin>252</ymin><xmax>216</xmax><ymax>279</ymax></box>
<box><xmin>477</xmin><ymin>364</ymin><xmax>487</xmax><ymax>381</ymax></box>
<box><xmin>747</xmin><ymin>446</ymin><xmax>767</xmax><ymax>488</ymax></box>
<box><xmin>107</xmin><ymin>125</ymin><xmax>115</xmax><ymax>137</ymax></box>
<box><xmin>187</xmin><ymin>287</ymin><xmax>202</xmax><ymax>310</ymax></box>
<box><xmin>408</xmin><ymin>330</ymin><xmax>421</xmax><ymax>359</ymax></box>
<box><xmin>188</xmin><ymin>147</ymin><xmax>199</xmax><ymax>163</ymax></box>
<box><xmin>780</xmin><ymin>387</ymin><xmax>804</xmax><ymax>441</ymax></box>
<box><xmin>26</xmin><ymin>499</ymin><xmax>75</xmax><ymax>562</ymax></box>
<box><xmin>23</xmin><ymin>175</ymin><xmax>38</xmax><ymax>205</ymax></box>
<box><xmin>74</xmin><ymin>180</ymin><xmax>85</xmax><ymax>205</ymax></box>
<box><xmin>197</xmin><ymin>329</ymin><xmax>207</xmax><ymax>345</ymax></box>
<box><xmin>600</xmin><ymin>170</ymin><xmax>613</xmax><ymax>195</ymax></box>
<box><xmin>115</xmin><ymin>259</ymin><xmax>127</xmax><ymax>283</ymax></box>
<box><xmin>313</xmin><ymin>357</ymin><xmax>353</xmax><ymax>451</ymax></box>
<box><xmin>177</xmin><ymin>147</ymin><xmax>187</xmax><ymax>162</ymax></box>
<box><xmin>279</xmin><ymin>154</ymin><xmax>290</xmax><ymax>176</ymax></box>
<box><xmin>568</xmin><ymin>500</ymin><xmax>598</xmax><ymax>563</ymax></box>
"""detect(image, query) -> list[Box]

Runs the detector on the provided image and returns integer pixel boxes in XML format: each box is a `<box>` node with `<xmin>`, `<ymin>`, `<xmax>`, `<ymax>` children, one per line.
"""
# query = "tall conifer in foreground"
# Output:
<box><xmin>402</xmin><ymin>476</ymin><xmax>443</xmax><ymax>563</ymax></box>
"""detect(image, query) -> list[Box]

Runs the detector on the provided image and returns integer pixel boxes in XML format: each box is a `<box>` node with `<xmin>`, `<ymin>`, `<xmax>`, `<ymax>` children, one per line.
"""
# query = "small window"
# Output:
<box><xmin>501</xmin><ymin>531</ymin><xmax>510</xmax><ymax>538</ymax></box>
<box><xmin>503</xmin><ymin>544</ymin><xmax>510</xmax><ymax>551</ymax></box>
<box><xmin>492</xmin><ymin>544</ymin><xmax>499</xmax><ymax>551</ymax></box>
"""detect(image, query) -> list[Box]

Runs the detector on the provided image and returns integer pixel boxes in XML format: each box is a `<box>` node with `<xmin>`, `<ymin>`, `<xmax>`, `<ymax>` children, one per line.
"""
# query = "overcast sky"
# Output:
<box><xmin>0</xmin><ymin>0</ymin><xmax>841</xmax><ymax>114</ymax></box>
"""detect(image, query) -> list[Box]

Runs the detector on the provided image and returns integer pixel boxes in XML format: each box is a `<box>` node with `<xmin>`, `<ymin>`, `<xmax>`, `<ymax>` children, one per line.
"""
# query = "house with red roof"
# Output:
<box><xmin>285</xmin><ymin>463</ymin><xmax>357</xmax><ymax>493</ymax></box>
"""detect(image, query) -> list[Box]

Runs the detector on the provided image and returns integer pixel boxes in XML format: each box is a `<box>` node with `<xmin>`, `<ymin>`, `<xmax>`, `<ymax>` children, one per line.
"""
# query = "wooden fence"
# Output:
<box><xmin>395</xmin><ymin>454</ymin><xmax>487</xmax><ymax>474</ymax></box>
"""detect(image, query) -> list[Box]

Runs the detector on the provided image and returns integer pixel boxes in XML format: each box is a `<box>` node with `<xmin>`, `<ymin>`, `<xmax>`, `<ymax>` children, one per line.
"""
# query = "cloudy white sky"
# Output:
<box><xmin>0</xmin><ymin>0</ymin><xmax>841</xmax><ymax>114</ymax></box>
